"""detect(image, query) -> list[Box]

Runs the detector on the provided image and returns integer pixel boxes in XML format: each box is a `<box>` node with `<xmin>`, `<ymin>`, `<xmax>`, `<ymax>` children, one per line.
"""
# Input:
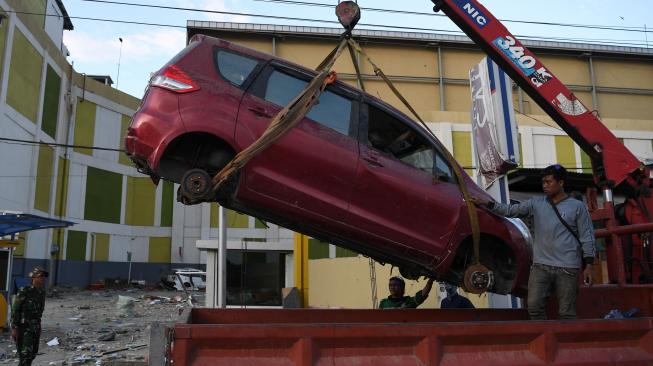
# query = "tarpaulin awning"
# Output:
<box><xmin>0</xmin><ymin>212</ymin><xmax>75</xmax><ymax>237</ymax></box>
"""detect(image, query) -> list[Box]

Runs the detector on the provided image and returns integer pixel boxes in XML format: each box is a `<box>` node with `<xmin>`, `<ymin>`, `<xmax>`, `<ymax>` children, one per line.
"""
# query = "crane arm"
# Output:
<box><xmin>432</xmin><ymin>0</ymin><xmax>648</xmax><ymax>194</ymax></box>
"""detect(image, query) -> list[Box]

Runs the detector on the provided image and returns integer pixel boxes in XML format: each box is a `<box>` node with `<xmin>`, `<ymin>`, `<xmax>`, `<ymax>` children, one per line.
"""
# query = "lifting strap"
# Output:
<box><xmin>211</xmin><ymin>37</ymin><xmax>348</xmax><ymax>192</ymax></box>
<box><xmin>347</xmin><ymin>38</ymin><xmax>482</xmax><ymax>266</ymax></box>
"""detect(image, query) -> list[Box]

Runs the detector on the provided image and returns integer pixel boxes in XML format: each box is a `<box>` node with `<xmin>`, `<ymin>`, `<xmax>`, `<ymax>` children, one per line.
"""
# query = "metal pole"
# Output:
<box><xmin>588</xmin><ymin>55</ymin><xmax>598</xmax><ymax>111</ymax></box>
<box><xmin>437</xmin><ymin>46</ymin><xmax>445</xmax><ymax>111</ymax></box>
<box><xmin>218</xmin><ymin>206</ymin><xmax>227</xmax><ymax>308</ymax></box>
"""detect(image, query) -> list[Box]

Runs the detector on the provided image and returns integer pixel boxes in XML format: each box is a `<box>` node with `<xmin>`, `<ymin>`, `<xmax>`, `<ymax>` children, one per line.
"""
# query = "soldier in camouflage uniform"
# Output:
<box><xmin>11</xmin><ymin>267</ymin><xmax>47</xmax><ymax>366</ymax></box>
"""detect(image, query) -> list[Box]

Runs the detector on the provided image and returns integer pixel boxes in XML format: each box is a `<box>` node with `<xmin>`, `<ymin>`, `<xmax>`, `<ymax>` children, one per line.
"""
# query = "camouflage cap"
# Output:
<box><xmin>29</xmin><ymin>266</ymin><xmax>49</xmax><ymax>278</ymax></box>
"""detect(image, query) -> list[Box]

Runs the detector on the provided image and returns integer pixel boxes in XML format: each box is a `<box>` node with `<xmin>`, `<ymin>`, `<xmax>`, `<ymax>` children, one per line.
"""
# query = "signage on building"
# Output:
<box><xmin>469</xmin><ymin>58</ymin><xmax>520</xmax><ymax>186</ymax></box>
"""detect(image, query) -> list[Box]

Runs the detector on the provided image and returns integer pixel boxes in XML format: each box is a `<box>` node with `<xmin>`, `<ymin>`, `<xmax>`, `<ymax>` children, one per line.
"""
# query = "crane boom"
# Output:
<box><xmin>432</xmin><ymin>0</ymin><xmax>648</xmax><ymax>196</ymax></box>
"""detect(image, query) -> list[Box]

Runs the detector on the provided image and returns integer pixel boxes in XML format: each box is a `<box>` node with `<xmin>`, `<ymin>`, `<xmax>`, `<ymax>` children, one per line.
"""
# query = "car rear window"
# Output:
<box><xmin>264</xmin><ymin>70</ymin><xmax>353</xmax><ymax>137</ymax></box>
<box><xmin>216</xmin><ymin>50</ymin><xmax>260</xmax><ymax>86</ymax></box>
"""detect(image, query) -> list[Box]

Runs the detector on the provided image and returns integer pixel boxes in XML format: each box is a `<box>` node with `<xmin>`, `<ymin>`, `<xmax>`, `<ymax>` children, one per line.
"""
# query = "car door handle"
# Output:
<box><xmin>247</xmin><ymin>107</ymin><xmax>272</xmax><ymax>118</ymax></box>
<box><xmin>363</xmin><ymin>156</ymin><xmax>384</xmax><ymax>168</ymax></box>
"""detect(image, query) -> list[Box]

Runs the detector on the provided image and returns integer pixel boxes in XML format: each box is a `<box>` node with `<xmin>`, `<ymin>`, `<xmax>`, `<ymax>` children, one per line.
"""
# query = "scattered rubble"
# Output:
<box><xmin>0</xmin><ymin>288</ymin><xmax>199</xmax><ymax>365</ymax></box>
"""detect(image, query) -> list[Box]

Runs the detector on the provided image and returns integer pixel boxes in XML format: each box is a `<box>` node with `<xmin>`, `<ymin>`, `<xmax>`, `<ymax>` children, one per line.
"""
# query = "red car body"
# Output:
<box><xmin>125</xmin><ymin>35</ymin><xmax>532</xmax><ymax>295</ymax></box>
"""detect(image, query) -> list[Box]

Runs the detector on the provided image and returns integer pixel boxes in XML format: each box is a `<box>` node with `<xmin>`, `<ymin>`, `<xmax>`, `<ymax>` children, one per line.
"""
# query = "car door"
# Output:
<box><xmin>235</xmin><ymin>63</ymin><xmax>360</xmax><ymax>226</ymax></box>
<box><xmin>347</xmin><ymin>101</ymin><xmax>464</xmax><ymax>266</ymax></box>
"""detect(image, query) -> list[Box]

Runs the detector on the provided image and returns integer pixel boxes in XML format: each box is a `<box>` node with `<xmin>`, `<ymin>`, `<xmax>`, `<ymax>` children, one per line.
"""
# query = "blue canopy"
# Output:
<box><xmin>0</xmin><ymin>213</ymin><xmax>75</xmax><ymax>237</ymax></box>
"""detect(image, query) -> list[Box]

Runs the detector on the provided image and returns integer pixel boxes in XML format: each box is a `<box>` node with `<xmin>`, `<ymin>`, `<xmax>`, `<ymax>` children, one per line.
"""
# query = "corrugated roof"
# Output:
<box><xmin>186</xmin><ymin>21</ymin><xmax>653</xmax><ymax>57</ymax></box>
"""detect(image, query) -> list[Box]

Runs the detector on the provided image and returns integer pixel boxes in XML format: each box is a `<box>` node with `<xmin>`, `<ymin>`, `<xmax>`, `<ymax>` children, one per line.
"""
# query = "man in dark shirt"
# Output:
<box><xmin>379</xmin><ymin>276</ymin><xmax>434</xmax><ymax>309</ymax></box>
<box><xmin>440</xmin><ymin>284</ymin><xmax>475</xmax><ymax>309</ymax></box>
<box><xmin>11</xmin><ymin>267</ymin><xmax>47</xmax><ymax>366</ymax></box>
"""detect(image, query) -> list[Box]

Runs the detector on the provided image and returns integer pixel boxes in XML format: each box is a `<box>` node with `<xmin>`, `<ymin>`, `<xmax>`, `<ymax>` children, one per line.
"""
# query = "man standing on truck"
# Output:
<box><xmin>11</xmin><ymin>267</ymin><xmax>47</xmax><ymax>366</ymax></box>
<box><xmin>440</xmin><ymin>284</ymin><xmax>475</xmax><ymax>309</ymax></box>
<box><xmin>471</xmin><ymin>164</ymin><xmax>596</xmax><ymax>320</ymax></box>
<box><xmin>379</xmin><ymin>276</ymin><xmax>434</xmax><ymax>309</ymax></box>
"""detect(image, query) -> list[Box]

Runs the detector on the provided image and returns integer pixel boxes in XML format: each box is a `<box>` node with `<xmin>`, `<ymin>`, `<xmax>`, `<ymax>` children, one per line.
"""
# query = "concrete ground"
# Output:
<box><xmin>0</xmin><ymin>288</ymin><xmax>198</xmax><ymax>365</ymax></box>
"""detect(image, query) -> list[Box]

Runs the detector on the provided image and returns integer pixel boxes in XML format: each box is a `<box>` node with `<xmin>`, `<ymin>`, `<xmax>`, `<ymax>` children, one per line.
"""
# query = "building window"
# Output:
<box><xmin>227</xmin><ymin>250</ymin><xmax>285</xmax><ymax>306</ymax></box>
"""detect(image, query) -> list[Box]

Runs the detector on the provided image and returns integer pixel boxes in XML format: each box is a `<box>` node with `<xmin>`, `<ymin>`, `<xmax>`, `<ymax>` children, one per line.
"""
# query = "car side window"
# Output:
<box><xmin>367</xmin><ymin>104</ymin><xmax>453</xmax><ymax>181</ymax></box>
<box><xmin>263</xmin><ymin>70</ymin><xmax>354</xmax><ymax>137</ymax></box>
<box><xmin>216</xmin><ymin>50</ymin><xmax>260</xmax><ymax>86</ymax></box>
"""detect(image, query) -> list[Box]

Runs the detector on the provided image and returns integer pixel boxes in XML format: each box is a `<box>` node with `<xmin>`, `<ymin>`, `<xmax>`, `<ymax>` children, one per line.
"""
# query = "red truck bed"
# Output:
<box><xmin>161</xmin><ymin>286</ymin><xmax>653</xmax><ymax>366</ymax></box>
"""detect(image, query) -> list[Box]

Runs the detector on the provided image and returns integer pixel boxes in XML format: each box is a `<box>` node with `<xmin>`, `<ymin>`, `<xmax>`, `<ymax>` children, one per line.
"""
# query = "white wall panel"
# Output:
<box><xmin>66</xmin><ymin>163</ymin><xmax>86</xmax><ymax>220</ymax></box>
<box><xmin>624</xmin><ymin>139</ymin><xmax>653</xmax><ymax>162</ymax></box>
<box><xmin>0</xmin><ymin>120</ymin><xmax>34</xmax><ymax>210</ymax></box>
<box><xmin>25</xmin><ymin>229</ymin><xmax>47</xmax><ymax>259</ymax></box>
<box><xmin>93</xmin><ymin>106</ymin><xmax>121</xmax><ymax>163</ymax></box>
<box><xmin>533</xmin><ymin>135</ymin><xmax>556</xmax><ymax>169</ymax></box>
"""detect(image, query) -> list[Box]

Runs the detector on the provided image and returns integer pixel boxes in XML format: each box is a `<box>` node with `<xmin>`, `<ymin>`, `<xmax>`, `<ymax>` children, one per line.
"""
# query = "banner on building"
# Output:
<box><xmin>469</xmin><ymin>58</ymin><xmax>520</xmax><ymax>186</ymax></box>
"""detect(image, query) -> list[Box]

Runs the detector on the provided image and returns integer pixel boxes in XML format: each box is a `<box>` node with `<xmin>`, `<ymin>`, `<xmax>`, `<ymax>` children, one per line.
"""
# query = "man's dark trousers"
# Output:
<box><xmin>527</xmin><ymin>263</ymin><xmax>579</xmax><ymax>320</ymax></box>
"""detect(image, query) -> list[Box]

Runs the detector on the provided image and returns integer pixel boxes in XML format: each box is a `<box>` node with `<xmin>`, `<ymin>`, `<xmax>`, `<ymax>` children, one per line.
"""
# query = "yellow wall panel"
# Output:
<box><xmin>595</xmin><ymin>59</ymin><xmax>653</xmax><ymax>90</ymax></box>
<box><xmin>365</xmin><ymin>80</ymin><xmax>439</xmax><ymax>117</ymax></box>
<box><xmin>148</xmin><ymin>237</ymin><xmax>172</xmax><ymax>263</ymax></box>
<box><xmin>359</xmin><ymin>44</ymin><xmax>437</xmax><ymax>78</ymax></box>
<box><xmin>597</xmin><ymin>93</ymin><xmax>653</xmax><ymax>120</ymax></box>
<box><xmin>93</xmin><ymin>233</ymin><xmax>110</xmax><ymax>262</ymax></box>
<box><xmin>277</xmin><ymin>39</ymin><xmax>356</xmax><ymax>73</ymax></box>
<box><xmin>442</xmin><ymin>49</ymin><xmax>484</xmax><ymax>80</ymax></box>
<box><xmin>218</xmin><ymin>35</ymin><xmax>273</xmax><ymax>55</ymax></box>
<box><xmin>125</xmin><ymin>176</ymin><xmax>156</xmax><ymax>226</ymax></box>
<box><xmin>444</xmin><ymin>84</ymin><xmax>472</xmax><ymax>112</ymax></box>
<box><xmin>34</xmin><ymin>145</ymin><xmax>54</xmax><ymax>212</ymax></box>
<box><xmin>538</xmin><ymin>56</ymin><xmax>590</xmax><ymax>86</ymax></box>
<box><xmin>554</xmin><ymin>136</ymin><xmax>577</xmax><ymax>169</ymax></box>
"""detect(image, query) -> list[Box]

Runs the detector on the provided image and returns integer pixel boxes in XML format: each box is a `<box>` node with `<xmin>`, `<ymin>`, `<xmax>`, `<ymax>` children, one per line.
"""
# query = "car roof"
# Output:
<box><xmin>194</xmin><ymin>35</ymin><xmax>430</xmax><ymax>129</ymax></box>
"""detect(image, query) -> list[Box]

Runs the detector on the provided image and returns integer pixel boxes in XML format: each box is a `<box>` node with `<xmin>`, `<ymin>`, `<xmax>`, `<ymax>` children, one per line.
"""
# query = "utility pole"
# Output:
<box><xmin>116</xmin><ymin>37</ymin><xmax>123</xmax><ymax>89</ymax></box>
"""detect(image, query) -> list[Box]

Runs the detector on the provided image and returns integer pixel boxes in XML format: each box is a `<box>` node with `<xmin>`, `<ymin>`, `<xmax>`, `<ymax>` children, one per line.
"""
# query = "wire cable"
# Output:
<box><xmin>66</xmin><ymin>0</ymin><xmax>652</xmax><ymax>47</ymax></box>
<box><xmin>0</xmin><ymin>136</ymin><xmax>126</xmax><ymax>152</ymax></box>
<box><xmin>253</xmin><ymin>0</ymin><xmax>652</xmax><ymax>34</ymax></box>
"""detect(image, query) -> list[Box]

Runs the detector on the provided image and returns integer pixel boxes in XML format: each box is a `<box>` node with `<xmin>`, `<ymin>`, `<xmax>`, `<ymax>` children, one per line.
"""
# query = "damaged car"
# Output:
<box><xmin>125</xmin><ymin>35</ymin><xmax>532</xmax><ymax>296</ymax></box>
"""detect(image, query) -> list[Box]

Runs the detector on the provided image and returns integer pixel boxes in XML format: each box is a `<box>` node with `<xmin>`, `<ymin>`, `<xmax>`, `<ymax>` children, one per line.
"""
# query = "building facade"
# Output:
<box><xmin>186</xmin><ymin>21</ymin><xmax>653</xmax><ymax>308</ymax></box>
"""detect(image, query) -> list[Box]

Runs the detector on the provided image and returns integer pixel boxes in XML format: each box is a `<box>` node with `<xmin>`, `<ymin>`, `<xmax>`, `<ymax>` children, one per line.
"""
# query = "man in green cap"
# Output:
<box><xmin>11</xmin><ymin>266</ymin><xmax>47</xmax><ymax>366</ymax></box>
<box><xmin>379</xmin><ymin>276</ymin><xmax>434</xmax><ymax>309</ymax></box>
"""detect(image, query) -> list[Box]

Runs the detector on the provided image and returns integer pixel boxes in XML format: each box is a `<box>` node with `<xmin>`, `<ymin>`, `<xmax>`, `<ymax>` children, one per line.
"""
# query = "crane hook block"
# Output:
<box><xmin>336</xmin><ymin>1</ymin><xmax>361</xmax><ymax>30</ymax></box>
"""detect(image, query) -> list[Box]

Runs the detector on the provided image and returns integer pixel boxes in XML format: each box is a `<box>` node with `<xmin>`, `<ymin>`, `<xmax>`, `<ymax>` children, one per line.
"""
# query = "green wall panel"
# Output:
<box><xmin>119</xmin><ymin>115</ymin><xmax>132</xmax><ymax>165</ymax></box>
<box><xmin>149</xmin><ymin>237</ymin><xmax>171</xmax><ymax>263</ymax></box>
<box><xmin>66</xmin><ymin>230</ymin><xmax>87</xmax><ymax>261</ymax></box>
<box><xmin>160</xmin><ymin>181</ymin><xmax>174</xmax><ymax>227</ymax></box>
<box><xmin>336</xmin><ymin>246</ymin><xmax>357</xmax><ymax>258</ymax></box>
<box><xmin>54</xmin><ymin>157</ymin><xmax>68</xmax><ymax>217</ymax></box>
<box><xmin>41</xmin><ymin>65</ymin><xmax>61</xmax><ymax>138</ymax></box>
<box><xmin>125</xmin><ymin>176</ymin><xmax>156</xmax><ymax>226</ymax></box>
<box><xmin>308</xmin><ymin>238</ymin><xmax>329</xmax><ymax>260</ymax></box>
<box><xmin>74</xmin><ymin>99</ymin><xmax>96</xmax><ymax>155</ymax></box>
<box><xmin>210</xmin><ymin>205</ymin><xmax>250</xmax><ymax>228</ymax></box>
<box><xmin>34</xmin><ymin>145</ymin><xmax>54</xmax><ymax>212</ymax></box>
<box><xmin>22</xmin><ymin>0</ymin><xmax>47</xmax><ymax>28</ymax></box>
<box><xmin>84</xmin><ymin>167</ymin><xmax>122</xmax><ymax>224</ymax></box>
<box><xmin>93</xmin><ymin>233</ymin><xmax>110</xmax><ymax>262</ymax></box>
<box><xmin>0</xmin><ymin>10</ymin><xmax>9</xmax><ymax>87</ymax></box>
<box><xmin>254</xmin><ymin>219</ymin><xmax>268</xmax><ymax>229</ymax></box>
<box><xmin>452</xmin><ymin>131</ymin><xmax>473</xmax><ymax>176</ymax></box>
<box><xmin>554</xmin><ymin>136</ymin><xmax>577</xmax><ymax>170</ymax></box>
<box><xmin>7</xmin><ymin>29</ymin><xmax>43</xmax><ymax>123</ymax></box>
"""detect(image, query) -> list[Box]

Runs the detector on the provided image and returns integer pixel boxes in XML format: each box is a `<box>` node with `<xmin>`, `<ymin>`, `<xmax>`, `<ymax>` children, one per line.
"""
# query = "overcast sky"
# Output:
<box><xmin>60</xmin><ymin>0</ymin><xmax>652</xmax><ymax>98</ymax></box>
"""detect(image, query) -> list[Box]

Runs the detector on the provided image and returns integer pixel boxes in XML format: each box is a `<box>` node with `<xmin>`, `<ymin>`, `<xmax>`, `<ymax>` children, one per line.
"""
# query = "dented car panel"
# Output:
<box><xmin>125</xmin><ymin>35</ymin><xmax>532</xmax><ymax>295</ymax></box>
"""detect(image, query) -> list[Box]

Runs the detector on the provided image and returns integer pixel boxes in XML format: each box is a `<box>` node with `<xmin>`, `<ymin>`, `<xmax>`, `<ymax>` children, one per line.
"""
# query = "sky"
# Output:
<box><xmin>59</xmin><ymin>0</ymin><xmax>653</xmax><ymax>98</ymax></box>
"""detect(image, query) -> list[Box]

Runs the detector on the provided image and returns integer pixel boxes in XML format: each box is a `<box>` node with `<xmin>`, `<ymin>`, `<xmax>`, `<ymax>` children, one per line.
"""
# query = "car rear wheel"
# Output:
<box><xmin>178</xmin><ymin>169</ymin><xmax>212</xmax><ymax>205</ymax></box>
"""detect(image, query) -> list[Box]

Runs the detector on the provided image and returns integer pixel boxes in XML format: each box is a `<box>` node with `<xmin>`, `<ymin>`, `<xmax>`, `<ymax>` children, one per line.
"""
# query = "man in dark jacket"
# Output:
<box><xmin>11</xmin><ymin>267</ymin><xmax>47</xmax><ymax>366</ymax></box>
<box><xmin>440</xmin><ymin>284</ymin><xmax>475</xmax><ymax>309</ymax></box>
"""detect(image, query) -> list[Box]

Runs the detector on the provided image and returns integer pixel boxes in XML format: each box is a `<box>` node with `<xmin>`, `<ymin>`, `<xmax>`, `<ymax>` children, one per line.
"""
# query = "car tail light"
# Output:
<box><xmin>150</xmin><ymin>65</ymin><xmax>200</xmax><ymax>93</ymax></box>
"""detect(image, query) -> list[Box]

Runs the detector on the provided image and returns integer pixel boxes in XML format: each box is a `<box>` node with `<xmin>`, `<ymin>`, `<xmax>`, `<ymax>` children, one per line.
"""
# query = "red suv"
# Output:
<box><xmin>125</xmin><ymin>35</ymin><xmax>532</xmax><ymax>296</ymax></box>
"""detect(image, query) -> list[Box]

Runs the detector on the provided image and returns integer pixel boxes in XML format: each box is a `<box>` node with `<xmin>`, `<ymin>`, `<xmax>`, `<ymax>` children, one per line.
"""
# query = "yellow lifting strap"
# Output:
<box><xmin>211</xmin><ymin>37</ymin><xmax>348</xmax><ymax>192</ymax></box>
<box><xmin>347</xmin><ymin>39</ymin><xmax>482</xmax><ymax>266</ymax></box>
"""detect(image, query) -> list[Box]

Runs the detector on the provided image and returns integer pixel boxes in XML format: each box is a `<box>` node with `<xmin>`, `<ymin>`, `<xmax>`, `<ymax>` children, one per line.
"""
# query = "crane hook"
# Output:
<box><xmin>336</xmin><ymin>1</ymin><xmax>361</xmax><ymax>31</ymax></box>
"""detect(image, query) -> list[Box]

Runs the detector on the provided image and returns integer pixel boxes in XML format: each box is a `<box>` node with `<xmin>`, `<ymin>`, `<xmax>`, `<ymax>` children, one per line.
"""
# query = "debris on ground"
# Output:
<box><xmin>0</xmin><ymin>288</ymin><xmax>200</xmax><ymax>365</ymax></box>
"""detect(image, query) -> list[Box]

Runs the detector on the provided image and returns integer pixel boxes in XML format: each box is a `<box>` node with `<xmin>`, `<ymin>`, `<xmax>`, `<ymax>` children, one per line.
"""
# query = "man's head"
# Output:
<box><xmin>541</xmin><ymin>164</ymin><xmax>567</xmax><ymax>198</ymax></box>
<box><xmin>388</xmin><ymin>276</ymin><xmax>405</xmax><ymax>298</ymax></box>
<box><xmin>29</xmin><ymin>266</ymin><xmax>48</xmax><ymax>288</ymax></box>
<box><xmin>443</xmin><ymin>283</ymin><xmax>458</xmax><ymax>297</ymax></box>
